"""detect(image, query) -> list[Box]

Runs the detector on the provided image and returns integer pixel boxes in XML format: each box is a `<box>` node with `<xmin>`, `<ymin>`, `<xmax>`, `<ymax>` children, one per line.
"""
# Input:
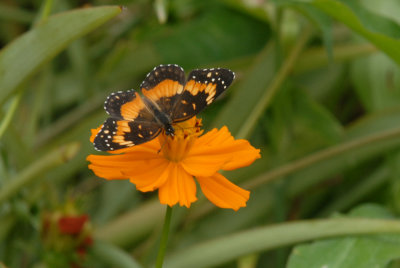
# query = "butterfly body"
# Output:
<box><xmin>141</xmin><ymin>96</ymin><xmax>175</xmax><ymax>136</ymax></box>
<box><xmin>93</xmin><ymin>64</ymin><xmax>235</xmax><ymax>151</ymax></box>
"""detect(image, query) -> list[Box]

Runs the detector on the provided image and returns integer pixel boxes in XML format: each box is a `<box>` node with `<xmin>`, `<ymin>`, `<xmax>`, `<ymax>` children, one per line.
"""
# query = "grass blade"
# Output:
<box><xmin>0</xmin><ymin>6</ymin><xmax>122</xmax><ymax>104</ymax></box>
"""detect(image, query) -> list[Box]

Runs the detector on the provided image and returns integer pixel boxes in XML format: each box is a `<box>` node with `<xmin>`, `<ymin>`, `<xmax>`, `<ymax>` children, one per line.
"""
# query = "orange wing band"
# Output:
<box><xmin>120</xmin><ymin>92</ymin><xmax>146</xmax><ymax>120</ymax></box>
<box><xmin>142</xmin><ymin>79</ymin><xmax>184</xmax><ymax>102</ymax></box>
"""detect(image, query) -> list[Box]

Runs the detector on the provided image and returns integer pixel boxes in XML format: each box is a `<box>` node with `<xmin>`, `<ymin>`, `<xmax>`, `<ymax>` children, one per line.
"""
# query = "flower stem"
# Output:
<box><xmin>0</xmin><ymin>92</ymin><xmax>21</xmax><ymax>140</ymax></box>
<box><xmin>156</xmin><ymin>205</ymin><xmax>173</xmax><ymax>268</ymax></box>
<box><xmin>0</xmin><ymin>142</ymin><xmax>80</xmax><ymax>205</ymax></box>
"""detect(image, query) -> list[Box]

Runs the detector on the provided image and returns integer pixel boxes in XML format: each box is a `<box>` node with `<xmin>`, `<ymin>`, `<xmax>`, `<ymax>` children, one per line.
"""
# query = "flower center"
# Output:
<box><xmin>159</xmin><ymin>117</ymin><xmax>203</xmax><ymax>162</ymax></box>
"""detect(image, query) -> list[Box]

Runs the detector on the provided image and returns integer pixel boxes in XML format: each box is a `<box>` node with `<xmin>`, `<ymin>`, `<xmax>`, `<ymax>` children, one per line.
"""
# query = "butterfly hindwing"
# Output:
<box><xmin>171</xmin><ymin>68</ymin><xmax>235</xmax><ymax>122</ymax></box>
<box><xmin>116</xmin><ymin>120</ymin><xmax>162</xmax><ymax>147</ymax></box>
<box><xmin>94</xmin><ymin>118</ymin><xmax>128</xmax><ymax>151</ymax></box>
<box><xmin>104</xmin><ymin>89</ymin><xmax>163</xmax><ymax>123</ymax></box>
<box><xmin>94</xmin><ymin>118</ymin><xmax>162</xmax><ymax>151</ymax></box>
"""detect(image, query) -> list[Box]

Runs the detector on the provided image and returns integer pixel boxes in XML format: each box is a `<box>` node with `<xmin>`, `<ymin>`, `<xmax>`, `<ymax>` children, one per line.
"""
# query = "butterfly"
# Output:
<box><xmin>93</xmin><ymin>64</ymin><xmax>235</xmax><ymax>151</ymax></box>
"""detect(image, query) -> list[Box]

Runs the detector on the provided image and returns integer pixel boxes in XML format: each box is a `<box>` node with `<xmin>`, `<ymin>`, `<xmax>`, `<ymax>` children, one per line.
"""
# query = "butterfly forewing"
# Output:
<box><xmin>105</xmin><ymin>90</ymin><xmax>138</xmax><ymax>119</ymax></box>
<box><xmin>141</xmin><ymin>64</ymin><xmax>186</xmax><ymax>117</ymax></box>
<box><xmin>171</xmin><ymin>68</ymin><xmax>235</xmax><ymax>122</ymax></box>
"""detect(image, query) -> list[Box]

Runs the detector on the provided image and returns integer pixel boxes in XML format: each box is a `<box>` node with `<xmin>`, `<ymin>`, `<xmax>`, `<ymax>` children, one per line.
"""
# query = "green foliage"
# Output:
<box><xmin>0</xmin><ymin>5</ymin><xmax>122</xmax><ymax>104</ymax></box>
<box><xmin>2</xmin><ymin>0</ymin><xmax>400</xmax><ymax>267</ymax></box>
<box><xmin>165</xmin><ymin>214</ymin><xmax>400</xmax><ymax>268</ymax></box>
<box><xmin>287</xmin><ymin>204</ymin><xmax>400</xmax><ymax>268</ymax></box>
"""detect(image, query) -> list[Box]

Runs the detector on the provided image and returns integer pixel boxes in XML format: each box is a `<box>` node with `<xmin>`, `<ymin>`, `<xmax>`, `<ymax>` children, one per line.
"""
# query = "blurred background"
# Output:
<box><xmin>1</xmin><ymin>0</ymin><xmax>400</xmax><ymax>267</ymax></box>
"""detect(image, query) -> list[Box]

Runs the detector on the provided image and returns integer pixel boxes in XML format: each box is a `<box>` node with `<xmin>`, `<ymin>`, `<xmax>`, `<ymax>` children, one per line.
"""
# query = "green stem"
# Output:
<box><xmin>319</xmin><ymin>166</ymin><xmax>389</xmax><ymax>216</ymax></box>
<box><xmin>154</xmin><ymin>0</ymin><xmax>167</xmax><ymax>24</ymax></box>
<box><xmin>293</xmin><ymin>43</ymin><xmax>376</xmax><ymax>75</ymax></box>
<box><xmin>156</xmin><ymin>206</ymin><xmax>173</xmax><ymax>268</ymax></box>
<box><xmin>0</xmin><ymin>142</ymin><xmax>80</xmax><ymax>205</ymax></box>
<box><xmin>0</xmin><ymin>92</ymin><xmax>21</xmax><ymax>140</ymax></box>
<box><xmin>244</xmin><ymin>126</ymin><xmax>400</xmax><ymax>190</ymax></box>
<box><xmin>236</xmin><ymin>25</ymin><xmax>313</xmax><ymax>139</ymax></box>
<box><xmin>35</xmin><ymin>0</ymin><xmax>53</xmax><ymax>25</ymax></box>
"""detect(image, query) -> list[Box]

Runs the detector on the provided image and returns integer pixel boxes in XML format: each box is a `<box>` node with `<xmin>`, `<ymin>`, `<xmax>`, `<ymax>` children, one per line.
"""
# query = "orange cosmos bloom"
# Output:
<box><xmin>87</xmin><ymin>117</ymin><xmax>260</xmax><ymax>211</ymax></box>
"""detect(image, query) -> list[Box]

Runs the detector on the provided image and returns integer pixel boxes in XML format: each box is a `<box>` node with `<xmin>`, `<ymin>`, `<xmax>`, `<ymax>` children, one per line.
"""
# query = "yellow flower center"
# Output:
<box><xmin>159</xmin><ymin>117</ymin><xmax>203</xmax><ymax>162</ymax></box>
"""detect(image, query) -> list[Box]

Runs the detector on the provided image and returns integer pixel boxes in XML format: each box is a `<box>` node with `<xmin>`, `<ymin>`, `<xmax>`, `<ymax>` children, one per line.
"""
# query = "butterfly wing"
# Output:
<box><xmin>94</xmin><ymin>65</ymin><xmax>235</xmax><ymax>151</ymax></box>
<box><xmin>104</xmin><ymin>90</ymin><xmax>137</xmax><ymax>119</ymax></box>
<box><xmin>171</xmin><ymin>68</ymin><xmax>235</xmax><ymax>122</ymax></box>
<box><xmin>94</xmin><ymin>90</ymin><xmax>162</xmax><ymax>151</ymax></box>
<box><xmin>140</xmin><ymin>64</ymin><xmax>186</xmax><ymax>116</ymax></box>
<box><xmin>93</xmin><ymin>118</ymin><xmax>161</xmax><ymax>151</ymax></box>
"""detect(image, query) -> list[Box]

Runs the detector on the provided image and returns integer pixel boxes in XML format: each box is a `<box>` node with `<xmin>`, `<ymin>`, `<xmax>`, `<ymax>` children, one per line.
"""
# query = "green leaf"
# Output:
<box><xmin>277</xmin><ymin>1</ymin><xmax>334</xmax><ymax>59</ymax></box>
<box><xmin>245</xmin><ymin>109</ymin><xmax>400</xmax><ymax>194</ymax></box>
<box><xmin>90</xmin><ymin>240</ymin><xmax>143</xmax><ymax>268</ymax></box>
<box><xmin>99</xmin><ymin>8</ymin><xmax>270</xmax><ymax>86</ymax></box>
<box><xmin>337</xmin><ymin>0</ymin><xmax>400</xmax><ymax>38</ymax></box>
<box><xmin>94</xmin><ymin>200</ymin><xmax>165</xmax><ymax>246</ymax></box>
<box><xmin>155</xmin><ymin>8</ymin><xmax>270</xmax><ymax>68</ymax></box>
<box><xmin>212</xmin><ymin>43</ymin><xmax>277</xmax><ymax>135</ymax></box>
<box><xmin>163</xmin><ymin>217</ymin><xmax>400</xmax><ymax>268</ymax></box>
<box><xmin>0</xmin><ymin>6</ymin><xmax>122</xmax><ymax>104</ymax></box>
<box><xmin>360</xmin><ymin>0</ymin><xmax>400</xmax><ymax>25</ymax></box>
<box><xmin>304</xmin><ymin>0</ymin><xmax>400</xmax><ymax>64</ymax></box>
<box><xmin>291</xmin><ymin>88</ymin><xmax>343</xmax><ymax>144</ymax></box>
<box><xmin>94</xmin><ymin>180</ymin><xmax>139</xmax><ymax>224</ymax></box>
<box><xmin>0</xmin><ymin>142</ymin><xmax>80</xmax><ymax>205</ymax></box>
<box><xmin>320</xmin><ymin>167</ymin><xmax>390</xmax><ymax>215</ymax></box>
<box><xmin>350</xmin><ymin>53</ymin><xmax>400</xmax><ymax>112</ymax></box>
<box><xmin>287</xmin><ymin>204</ymin><xmax>400</xmax><ymax>268</ymax></box>
<box><xmin>298</xmin><ymin>4</ymin><xmax>333</xmax><ymax>59</ymax></box>
<box><xmin>345</xmin><ymin>107</ymin><xmax>400</xmax><ymax>139</ymax></box>
<box><xmin>213</xmin><ymin>26</ymin><xmax>312</xmax><ymax>138</ymax></box>
<box><xmin>289</xmin><ymin>237</ymin><xmax>400</xmax><ymax>268</ymax></box>
<box><xmin>349</xmin><ymin>203</ymin><xmax>395</xmax><ymax>219</ymax></box>
<box><xmin>260</xmin><ymin>85</ymin><xmax>342</xmax><ymax>161</ymax></box>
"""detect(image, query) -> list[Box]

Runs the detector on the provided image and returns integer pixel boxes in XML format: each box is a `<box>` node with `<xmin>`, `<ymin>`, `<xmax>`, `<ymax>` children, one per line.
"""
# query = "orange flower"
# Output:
<box><xmin>87</xmin><ymin>117</ymin><xmax>260</xmax><ymax>211</ymax></box>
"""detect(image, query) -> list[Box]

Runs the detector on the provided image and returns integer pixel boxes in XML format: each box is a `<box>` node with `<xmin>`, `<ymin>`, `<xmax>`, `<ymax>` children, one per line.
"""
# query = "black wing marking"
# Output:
<box><xmin>171</xmin><ymin>68</ymin><xmax>235</xmax><ymax>122</ymax></box>
<box><xmin>93</xmin><ymin>118</ymin><xmax>162</xmax><ymax>151</ymax></box>
<box><xmin>104</xmin><ymin>90</ymin><xmax>140</xmax><ymax>119</ymax></box>
<box><xmin>141</xmin><ymin>64</ymin><xmax>185</xmax><ymax>91</ymax></box>
<box><xmin>94</xmin><ymin>118</ymin><xmax>127</xmax><ymax>151</ymax></box>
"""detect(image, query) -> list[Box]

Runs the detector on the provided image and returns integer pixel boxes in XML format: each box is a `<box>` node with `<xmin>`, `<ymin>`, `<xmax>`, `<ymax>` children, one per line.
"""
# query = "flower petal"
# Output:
<box><xmin>87</xmin><ymin>164</ymin><xmax>125</xmax><ymax>180</ymax></box>
<box><xmin>197</xmin><ymin>173</ymin><xmax>250</xmax><ymax>211</ymax></box>
<box><xmin>124</xmin><ymin>158</ymin><xmax>170</xmax><ymax>192</ymax></box>
<box><xmin>180</xmin><ymin>154</ymin><xmax>229</xmax><ymax>177</ymax></box>
<box><xmin>220</xmin><ymin>139</ymin><xmax>261</xmax><ymax>170</ymax></box>
<box><xmin>191</xmin><ymin>126</ymin><xmax>261</xmax><ymax>171</ymax></box>
<box><xmin>158</xmin><ymin>163</ymin><xmax>197</xmax><ymax>208</ymax></box>
<box><xmin>87</xmin><ymin>147</ymin><xmax>166</xmax><ymax>186</ymax></box>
